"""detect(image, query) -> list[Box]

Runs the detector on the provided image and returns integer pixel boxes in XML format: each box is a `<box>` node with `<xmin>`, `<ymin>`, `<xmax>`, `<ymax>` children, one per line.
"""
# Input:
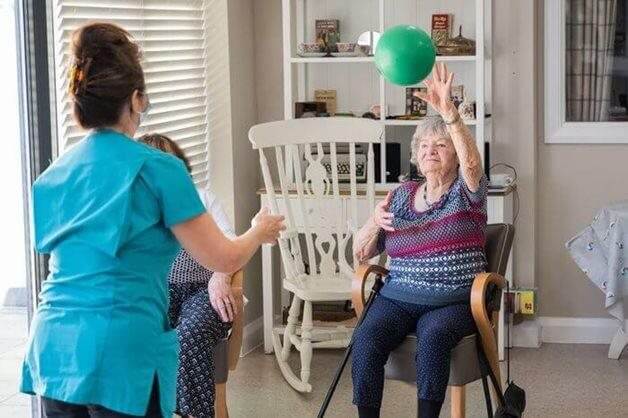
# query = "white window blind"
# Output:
<box><xmin>52</xmin><ymin>0</ymin><xmax>211</xmax><ymax>186</ymax></box>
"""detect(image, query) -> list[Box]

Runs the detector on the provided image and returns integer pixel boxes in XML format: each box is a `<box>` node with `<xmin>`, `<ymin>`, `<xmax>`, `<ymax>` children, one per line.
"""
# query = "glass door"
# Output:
<box><xmin>0</xmin><ymin>0</ymin><xmax>54</xmax><ymax>416</ymax></box>
<box><xmin>0</xmin><ymin>0</ymin><xmax>33</xmax><ymax>415</ymax></box>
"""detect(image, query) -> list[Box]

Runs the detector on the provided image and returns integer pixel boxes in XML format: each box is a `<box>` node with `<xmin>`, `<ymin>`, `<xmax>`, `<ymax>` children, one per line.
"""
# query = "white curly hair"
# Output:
<box><xmin>409</xmin><ymin>115</ymin><xmax>453</xmax><ymax>166</ymax></box>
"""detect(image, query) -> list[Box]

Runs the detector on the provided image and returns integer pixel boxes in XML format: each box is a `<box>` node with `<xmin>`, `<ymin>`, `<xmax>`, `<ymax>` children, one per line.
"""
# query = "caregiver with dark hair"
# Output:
<box><xmin>20</xmin><ymin>22</ymin><xmax>284</xmax><ymax>418</ymax></box>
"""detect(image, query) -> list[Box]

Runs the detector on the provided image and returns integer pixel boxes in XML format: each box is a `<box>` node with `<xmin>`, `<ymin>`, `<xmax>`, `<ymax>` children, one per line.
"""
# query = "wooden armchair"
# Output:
<box><xmin>214</xmin><ymin>270</ymin><xmax>245</xmax><ymax>418</ymax></box>
<box><xmin>352</xmin><ymin>224</ymin><xmax>515</xmax><ymax>418</ymax></box>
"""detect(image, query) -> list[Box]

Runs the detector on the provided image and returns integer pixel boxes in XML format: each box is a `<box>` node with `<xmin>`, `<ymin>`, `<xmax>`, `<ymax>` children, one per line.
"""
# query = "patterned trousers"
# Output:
<box><xmin>168</xmin><ymin>282</ymin><xmax>231</xmax><ymax>418</ymax></box>
<box><xmin>351</xmin><ymin>295</ymin><xmax>476</xmax><ymax>408</ymax></box>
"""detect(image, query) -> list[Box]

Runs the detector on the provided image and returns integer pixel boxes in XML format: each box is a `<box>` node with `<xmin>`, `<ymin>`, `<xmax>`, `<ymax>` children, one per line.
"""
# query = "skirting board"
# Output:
<box><xmin>511</xmin><ymin>319</ymin><xmax>542</xmax><ymax>348</ymax></box>
<box><xmin>241</xmin><ymin>316</ymin><xmax>264</xmax><ymax>356</ymax></box>
<box><xmin>539</xmin><ymin>316</ymin><xmax>626</xmax><ymax>344</ymax></box>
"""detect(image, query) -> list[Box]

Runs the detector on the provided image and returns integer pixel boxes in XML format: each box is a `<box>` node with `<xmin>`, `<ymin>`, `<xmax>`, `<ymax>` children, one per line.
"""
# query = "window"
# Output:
<box><xmin>0</xmin><ymin>0</ymin><xmax>32</xmax><ymax>413</ymax></box>
<box><xmin>52</xmin><ymin>0</ymin><xmax>211</xmax><ymax>185</ymax></box>
<box><xmin>545</xmin><ymin>0</ymin><xmax>628</xmax><ymax>143</ymax></box>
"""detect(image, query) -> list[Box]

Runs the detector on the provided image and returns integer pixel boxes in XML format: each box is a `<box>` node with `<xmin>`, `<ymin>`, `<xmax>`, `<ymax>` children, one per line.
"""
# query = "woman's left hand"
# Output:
<box><xmin>208</xmin><ymin>273</ymin><xmax>236</xmax><ymax>322</ymax></box>
<box><xmin>414</xmin><ymin>62</ymin><xmax>457</xmax><ymax>118</ymax></box>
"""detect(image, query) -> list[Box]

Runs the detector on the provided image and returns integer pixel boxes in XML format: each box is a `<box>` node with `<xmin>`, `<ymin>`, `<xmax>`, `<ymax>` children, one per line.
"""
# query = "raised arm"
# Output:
<box><xmin>415</xmin><ymin>63</ymin><xmax>483</xmax><ymax>191</ymax></box>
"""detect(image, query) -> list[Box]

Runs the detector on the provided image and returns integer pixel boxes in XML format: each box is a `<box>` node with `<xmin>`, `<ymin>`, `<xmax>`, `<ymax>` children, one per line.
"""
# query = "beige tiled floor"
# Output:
<box><xmin>2</xmin><ymin>307</ymin><xmax>627</xmax><ymax>418</ymax></box>
<box><xmin>0</xmin><ymin>308</ymin><xmax>28</xmax><ymax>417</ymax></box>
<box><xmin>226</xmin><ymin>343</ymin><xmax>628</xmax><ymax>418</ymax></box>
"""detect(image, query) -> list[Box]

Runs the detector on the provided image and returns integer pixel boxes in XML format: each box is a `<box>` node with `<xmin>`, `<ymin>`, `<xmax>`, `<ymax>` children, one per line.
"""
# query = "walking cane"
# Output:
<box><xmin>317</xmin><ymin>277</ymin><xmax>384</xmax><ymax>418</ymax></box>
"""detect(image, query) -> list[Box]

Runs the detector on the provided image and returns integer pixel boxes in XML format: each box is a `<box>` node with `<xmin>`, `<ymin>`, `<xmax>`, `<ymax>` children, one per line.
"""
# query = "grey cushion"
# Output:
<box><xmin>383</xmin><ymin>223</ymin><xmax>514</xmax><ymax>385</ymax></box>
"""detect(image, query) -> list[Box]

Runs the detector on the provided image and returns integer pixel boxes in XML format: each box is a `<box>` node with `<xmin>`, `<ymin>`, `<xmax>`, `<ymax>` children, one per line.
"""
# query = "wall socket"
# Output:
<box><xmin>505</xmin><ymin>288</ymin><xmax>536</xmax><ymax>315</ymax></box>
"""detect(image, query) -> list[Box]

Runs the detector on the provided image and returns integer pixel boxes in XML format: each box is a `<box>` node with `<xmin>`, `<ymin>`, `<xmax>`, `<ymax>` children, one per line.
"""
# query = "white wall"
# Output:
<box><xmin>491</xmin><ymin>0</ymin><xmax>538</xmax><ymax>291</ymax></box>
<box><xmin>227</xmin><ymin>0</ymin><xmax>264</xmax><ymax>324</ymax></box>
<box><xmin>208</xmin><ymin>0</ymin><xmax>263</xmax><ymax>324</ymax></box>
<box><xmin>254</xmin><ymin>0</ymin><xmax>284</xmax><ymax>124</ymax></box>
<box><xmin>207</xmin><ymin>0</ymin><xmax>234</xmax><ymax>218</ymax></box>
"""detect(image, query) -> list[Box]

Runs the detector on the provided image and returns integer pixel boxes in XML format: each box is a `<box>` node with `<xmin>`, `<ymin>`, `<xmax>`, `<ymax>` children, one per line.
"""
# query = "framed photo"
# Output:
<box><xmin>451</xmin><ymin>85</ymin><xmax>464</xmax><ymax>108</ymax></box>
<box><xmin>295</xmin><ymin>101</ymin><xmax>327</xmax><ymax>118</ymax></box>
<box><xmin>405</xmin><ymin>87</ymin><xmax>427</xmax><ymax>117</ymax></box>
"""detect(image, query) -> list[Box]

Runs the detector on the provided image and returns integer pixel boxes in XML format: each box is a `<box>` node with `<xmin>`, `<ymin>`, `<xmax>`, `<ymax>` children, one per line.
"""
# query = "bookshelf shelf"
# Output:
<box><xmin>289</xmin><ymin>55</ymin><xmax>477</xmax><ymax>64</ymax></box>
<box><xmin>434</xmin><ymin>55</ymin><xmax>478</xmax><ymax>62</ymax></box>
<box><xmin>290</xmin><ymin>56</ymin><xmax>374</xmax><ymax>63</ymax></box>
<box><xmin>384</xmin><ymin>118</ymin><xmax>478</xmax><ymax>126</ymax></box>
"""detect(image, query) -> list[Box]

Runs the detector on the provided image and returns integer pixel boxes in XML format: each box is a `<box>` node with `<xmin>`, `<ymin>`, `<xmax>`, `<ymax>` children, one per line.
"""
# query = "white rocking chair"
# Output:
<box><xmin>249</xmin><ymin>117</ymin><xmax>383</xmax><ymax>392</ymax></box>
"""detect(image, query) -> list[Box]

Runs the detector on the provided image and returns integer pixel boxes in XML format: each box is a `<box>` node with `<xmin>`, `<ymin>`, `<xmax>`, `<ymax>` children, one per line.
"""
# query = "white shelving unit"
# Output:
<box><xmin>281</xmin><ymin>0</ymin><xmax>492</xmax><ymax>185</ymax></box>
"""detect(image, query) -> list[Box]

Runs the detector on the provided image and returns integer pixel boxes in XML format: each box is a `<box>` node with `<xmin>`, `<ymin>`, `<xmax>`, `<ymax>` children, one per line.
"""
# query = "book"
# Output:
<box><xmin>315</xmin><ymin>19</ymin><xmax>340</xmax><ymax>52</ymax></box>
<box><xmin>405</xmin><ymin>87</ymin><xmax>427</xmax><ymax>117</ymax></box>
<box><xmin>314</xmin><ymin>89</ymin><xmax>337</xmax><ymax>115</ymax></box>
<box><xmin>451</xmin><ymin>85</ymin><xmax>464</xmax><ymax>108</ymax></box>
<box><xmin>431</xmin><ymin>14</ymin><xmax>451</xmax><ymax>49</ymax></box>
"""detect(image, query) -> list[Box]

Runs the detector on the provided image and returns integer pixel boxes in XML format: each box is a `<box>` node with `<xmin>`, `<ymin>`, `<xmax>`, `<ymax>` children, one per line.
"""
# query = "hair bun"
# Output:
<box><xmin>69</xmin><ymin>22</ymin><xmax>145</xmax><ymax>129</ymax></box>
<box><xmin>72</xmin><ymin>23</ymin><xmax>136</xmax><ymax>62</ymax></box>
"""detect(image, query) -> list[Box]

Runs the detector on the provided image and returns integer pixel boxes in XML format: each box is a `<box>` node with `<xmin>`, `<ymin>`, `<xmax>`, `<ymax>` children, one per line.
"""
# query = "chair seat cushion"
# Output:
<box><xmin>283</xmin><ymin>274</ymin><xmax>352</xmax><ymax>301</ymax></box>
<box><xmin>384</xmin><ymin>332</ymin><xmax>483</xmax><ymax>386</ymax></box>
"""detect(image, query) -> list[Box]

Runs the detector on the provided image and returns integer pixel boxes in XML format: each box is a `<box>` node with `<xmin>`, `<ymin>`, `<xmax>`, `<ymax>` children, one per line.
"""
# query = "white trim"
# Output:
<box><xmin>544</xmin><ymin>0</ymin><xmax>628</xmax><ymax>143</ymax></box>
<box><xmin>539</xmin><ymin>316</ymin><xmax>625</xmax><ymax>344</ymax></box>
<box><xmin>282</xmin><ymin>0</ymin><xmax>292</xmax><ymax>120</ymax></box>
<box><xmin>475</xmin><ymin>0</ymin><xmax>485</xmax><ymax>162</ymax></box>
<box><xmin>241</xmin><ymin>316</ymin><xmax>264</xmax><ymax>357</ymax></box>
<box><xmin>511</xmin><ymin>319</ymin><xmax>542</xmax><ymax>348</ymax></box>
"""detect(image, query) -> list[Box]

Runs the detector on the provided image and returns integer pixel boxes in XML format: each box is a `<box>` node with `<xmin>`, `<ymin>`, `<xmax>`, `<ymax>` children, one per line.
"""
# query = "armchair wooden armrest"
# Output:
<box><xmin>227</xmin><ymin>270</ymin><xmax>245</xmax><ymax>370</ymax></box>
<box><xmin>471</xmin><ymin>272</ymin><xmax>506</xmax><ymax>400</ymax></box>
<box><xmin>352</xmin><ymin>264</ymin><xmax>389</xmax><ymax>317</ymax></box>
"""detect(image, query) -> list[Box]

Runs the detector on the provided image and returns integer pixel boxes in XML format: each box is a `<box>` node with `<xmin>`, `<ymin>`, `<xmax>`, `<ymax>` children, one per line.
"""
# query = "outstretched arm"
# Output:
<box><xmin>415</xmin><ymin>63</ymin><xmax>483</xmax><ymax>191</ymax></box>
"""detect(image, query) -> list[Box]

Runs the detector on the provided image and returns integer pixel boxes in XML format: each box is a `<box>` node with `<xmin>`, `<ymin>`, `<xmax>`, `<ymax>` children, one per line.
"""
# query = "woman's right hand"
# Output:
<box><xmin>252</xmin><ymin>207</ymin><xmax>286</xmax><ymax>244</ymax></box>
<box><xmin>373</xmin><ymin>192</ymin><xmax>394</xmax><ymax>232</ymax></box>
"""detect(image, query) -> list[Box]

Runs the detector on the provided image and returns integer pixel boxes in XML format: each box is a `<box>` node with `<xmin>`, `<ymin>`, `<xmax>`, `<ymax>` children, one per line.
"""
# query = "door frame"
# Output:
<box><xmin>15</xmin><ymin>0</ymin><xmax>55</xmax><ymax>416</ymax></box>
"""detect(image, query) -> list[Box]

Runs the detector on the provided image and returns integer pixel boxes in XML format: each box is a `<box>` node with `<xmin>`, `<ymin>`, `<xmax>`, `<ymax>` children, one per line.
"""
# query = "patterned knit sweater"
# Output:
<box><xmin>378</xmin><ymin>174</ymin><xmax>488</xmax><ymax>305</ymax></box>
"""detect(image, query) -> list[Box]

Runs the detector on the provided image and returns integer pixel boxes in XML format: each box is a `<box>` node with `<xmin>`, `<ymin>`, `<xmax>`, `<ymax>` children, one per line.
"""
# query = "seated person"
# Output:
<box><xmin>351</xmin><ymin>64</ymin><xmax>487</xmax><ymax>418</ymax></box>
<box><xmin>139</xmin><ymin>133</ymin><xmax>236</xmax><ymax>418</ymax></box>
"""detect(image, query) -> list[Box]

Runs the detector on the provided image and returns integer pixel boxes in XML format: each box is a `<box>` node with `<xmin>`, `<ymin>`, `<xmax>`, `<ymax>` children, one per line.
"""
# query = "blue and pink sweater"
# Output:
<box><xmin>377</xmin><ymin>174</ymin><xmax>488</xmax><ymax>305</ymax></box>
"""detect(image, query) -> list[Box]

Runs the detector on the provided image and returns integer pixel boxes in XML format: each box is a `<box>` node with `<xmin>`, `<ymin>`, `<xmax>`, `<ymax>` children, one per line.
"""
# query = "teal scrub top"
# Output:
<box><xmin>20</xmin><ymin>129</ymin><xmax>206</xmax><ymax>417</ymax></box>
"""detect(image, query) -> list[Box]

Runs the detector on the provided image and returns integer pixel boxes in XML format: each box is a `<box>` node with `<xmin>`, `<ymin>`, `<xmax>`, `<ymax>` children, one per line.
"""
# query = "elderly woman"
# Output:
<box><xmin>139</xmin><ymin>133</ymin><xmax>236</xmax><ymax>418</ymax></box>
<box><xmin>351</xmin><ymin>63</ymin><xmax>487</xmax><ymax>418</ymax></box>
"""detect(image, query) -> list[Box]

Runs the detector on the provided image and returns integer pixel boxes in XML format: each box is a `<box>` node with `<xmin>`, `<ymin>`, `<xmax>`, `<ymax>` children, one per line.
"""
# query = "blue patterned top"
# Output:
<box><xmin>378</xmin><ymin>174</ymin><xmax>488</xmax><ymax>305</ymax></box>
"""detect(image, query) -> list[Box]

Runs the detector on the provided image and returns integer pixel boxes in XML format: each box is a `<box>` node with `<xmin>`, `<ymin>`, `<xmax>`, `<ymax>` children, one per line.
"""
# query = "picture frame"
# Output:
<box><xmin>295</xmin><ymin>101</ymin><xmax>327</xmax><ymax>118</ymax></box>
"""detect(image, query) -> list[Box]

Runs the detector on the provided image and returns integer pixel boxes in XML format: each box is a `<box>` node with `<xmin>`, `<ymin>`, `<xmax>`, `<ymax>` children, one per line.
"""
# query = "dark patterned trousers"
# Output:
<box><xmin>351</xmin><ymin>295</ymin><xmax>476</xmax><ymax>408</ymax></box>
<box><xmin>168</xmin><ymin>282</ymin><xmax>231</xmax><ymax>418</ymax></box>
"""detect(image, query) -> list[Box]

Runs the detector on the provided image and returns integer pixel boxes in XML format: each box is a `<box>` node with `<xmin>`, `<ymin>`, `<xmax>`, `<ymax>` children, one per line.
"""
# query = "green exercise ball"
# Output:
<box><xmin>374</xmin><ymin>25</ymin><xmax>436</xmax><ymax>86</ymax></box>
